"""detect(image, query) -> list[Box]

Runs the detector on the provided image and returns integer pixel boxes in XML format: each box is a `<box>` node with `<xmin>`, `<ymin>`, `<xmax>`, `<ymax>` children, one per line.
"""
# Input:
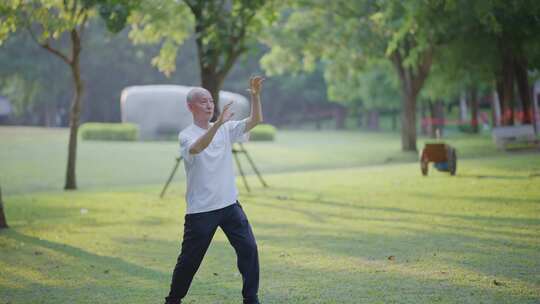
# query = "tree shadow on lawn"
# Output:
<box><xmin>413</xmin><ymin>191</ymin><xmax>540</xmax><ymax>207</ymax></box>
<box><xmin>1</xmin><ymin>229</ymin><xmax>166</xmax><ymax>278</ymax></box>
<box><xmin>246</xmin><ymin>190</ymin><xmax>539</xmax><ymax>289</ymax></box>
<box><xmin>457</xmin><ymin>174</ymin><xmax>539</xmax><ymax>180</ymax></box>
<box><xmin>251</xmin><ymin>188</ymin><xmax>540</xmax><ymax>227</ymax></box>
<box><xmin>252</xmin><ymin>219</ymin><xmax>540</xmax><ymax>300</ymax></box>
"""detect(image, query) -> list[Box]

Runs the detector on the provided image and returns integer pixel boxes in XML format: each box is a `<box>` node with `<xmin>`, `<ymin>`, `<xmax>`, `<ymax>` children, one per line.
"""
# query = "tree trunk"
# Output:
<box><xmin>533</xmin><ymin>87</ymin><xmax>540</xmax><ymax>134</ymax></box>
<box><xmin>499</xmin><ymin>44</ymin><xmax>515</xmax><ymax>126</ymax></box>
<box><xmin>428</xmin><ymin>101</ymin><xmax>436</xmax><ymax>138</ymax></box>
<box><xmin>315</xmin><ymin>119</ymin><xmax>322</xmax><ymax>130</ymax></box>
<box><xmin>391</xmin><ymin>43</ymin><xmax>432</xmax><ymax>152</ymax></box>
<box><xmin>368</xmin><ymin>109</ymin><xmax>380</xmax><ymax>130</ymax></box>
<box><xmin>400</xmin><ymin>90</ymin><xmax>418</xmax><ymax>150</ymax></box>
<box><xmin>335</xmin><ymin>108</ymin><xmax>346</xmax><ymax>129</ymax></box>
<box><xmin>391</xmin><ymin>109</ymin><xmax>397</xmax><ymax>131</ymax></box>
<box><xmin>420</xmin><ymin>102</ymin><xmax>428</xmax><ymax>136</ymax></box>
<box><xmin>469</xmin><ymin>86</ymin><xmax>479</xmax><ymax>133</ymax></box>
<box><xmin>44</xmin><ymin>102</ymin><xmax>54</xmax><ymax>127</ymax></box>
<box><xmin>459</xmin><ymin>91</ymin><xmax>468</xmax><ymax>123</ymax></box>
<box><xmin>193</xmin><ymin>13</ymin><xmax>225</xmax><ymax>122</ymax></box>
<box><xmin>491</xmin><ymin>90</ymin><xmax>502</xmax><ymax>127</ymax></box>
<box><xmin>188</xmin><ymin>1</ymin><xmax>250</xmax><ymax>123</ymax></box>
<box><xmin>513</xmin><ymin>49</ymin><xmax>532</xmax><ymax>124</ymax></box>
<box><xmin>201</xmin><ymin>68</ymin><xmax>225</xmax><ymax>122</ymax></box>
<box><xmin>356</xmin><ymin>109</ymin><xmax>363</xmax><ymax>128</ymax></box>
<box><xmin>64</xmin><ymin>29</ymin><xmax>83</xmax><ymax>190</ymax></box>
<box><xmin>363</xmin><ymin>109</ymin><xmax>370</xmax><ymax>129</ymax></box>
<box><xmin>0</xmin><ymin>186</ymin><xmax>8</xmax><ymax>229</ymax></box>
<box><xmin>436</xmin><ymin>100</ymin><xmax>445</xmax><ymax>137</ymax></box>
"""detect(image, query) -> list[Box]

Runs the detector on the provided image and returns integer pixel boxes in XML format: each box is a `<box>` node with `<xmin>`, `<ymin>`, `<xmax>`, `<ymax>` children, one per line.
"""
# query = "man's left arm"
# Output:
<box><xmin>245</xmin><ymin>76</ymin><xmax>264</xmax><ymax>132</ymax></box>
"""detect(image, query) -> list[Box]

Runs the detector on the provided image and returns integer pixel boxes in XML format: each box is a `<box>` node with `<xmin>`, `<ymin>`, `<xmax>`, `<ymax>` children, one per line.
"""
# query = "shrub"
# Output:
<box><xmin>458</xmin><ymin>125</ymin><xmax>477</xmax><ymax>134</ymax></box>
<box><xmin>79</xmin><ymin>123</ymin><xmax>139</xmax><ymax>141</ymax></box>
<box><xmin>155</xmin><ymin>124</ymin><xmax>181</xmax><ymax>141</ymax></box>
<box><xmin>249</xmin><ymin>124</ymin><xmax>276</xmax><ymax>141</ymax></box>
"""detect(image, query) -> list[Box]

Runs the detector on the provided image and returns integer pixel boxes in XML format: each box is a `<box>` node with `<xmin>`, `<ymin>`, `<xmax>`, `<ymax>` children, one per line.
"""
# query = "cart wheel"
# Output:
<box><xmin>448</xmin><ymin>148</ymin><xmax>457</xmax><ymax>176</ymax></box>
<box><xmin>420</xmin><ymin>153</ymin><xmax>429</xmax><ymax>176</ymax></box>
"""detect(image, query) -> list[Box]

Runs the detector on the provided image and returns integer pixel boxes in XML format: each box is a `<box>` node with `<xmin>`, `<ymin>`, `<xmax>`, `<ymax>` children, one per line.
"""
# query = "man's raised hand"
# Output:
<box><xmin>217</xmin><ymin>101</ymin><xmax>234</xmax><ymax>126</ymax></box>
<box><xmin>250</xmin><ymin>75</ymin><xmax>265</xmax><ymax>96</ymax></box>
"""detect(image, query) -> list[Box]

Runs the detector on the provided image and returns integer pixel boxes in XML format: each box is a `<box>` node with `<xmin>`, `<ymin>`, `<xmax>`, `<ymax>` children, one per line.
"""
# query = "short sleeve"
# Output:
<box><xmin>179</xmin><ymin>132</ymin><xmax>195</xmax><ymax>163</ymax></box>
<box><xmin>224</xmin><ymin>118</ymin><xmax>249</xmax><ymax>144</ymax></box>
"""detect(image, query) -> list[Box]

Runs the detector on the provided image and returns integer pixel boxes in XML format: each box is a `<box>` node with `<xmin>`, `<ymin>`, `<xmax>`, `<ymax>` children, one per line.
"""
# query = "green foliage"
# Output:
<box><xmin>0</xmin><ymin>0</ymin><xmax>138</xmax><ymax>121</ymax></box>
<box><xmin>260</xmin><ymin>1</ymin><xmax>436</xmax><ymax>105</ymax></box>
<box><xmin>0</xmin><ymin>27</ymin><xmax>75</xmax><ymax>120</ymax></box>
<box><xmin>79</xmin><ymin>122</ymin><xmax>139</xmax><ymax>141</ymax></box>
<box><xmin>128</xmin><ymin>0</ymin><xmax>193</xmax><ymax>76</ymax></box>
<box><xmin>326</xmin><ymin>59</ymin><xmax>401</xmax><ymax>109</ymax></box>
<box><xmin>414</xmin><ymin>0</ymin><xmax>540</xmax><ymax>109</ymax></box>
<box><xmin>0</xmin><ymin>1</ymin><xmax>89</xmax><ymax>45</ymax></box>
<box><xmin>0</xmin><ymin>0</ymin><xmax>139</xmax><ymax>64</ymax></box>
<box><xmin>0</xmin><ymin>1</ymin><xmax>137</xmax><ymax>45</ymax></box>
<box><xmin>129</xmin><ymin>0</ymin><xmax>276</xmax><ymax>76</ymax></box>
<box><xmin>249</xmin><ymin>123</ymin><xmax>276</xmax><ymax>141</ymax></box>
<box><xmin>0</xmin><ymin>1</ymin><xmax>18</xmax><ymax>45</ymax></box>
<box><xmin>0</xmin><ymin>75</ymin><xmax>42</xmax><ymax>116</ymax></box>
<box><xmin>457</xmin><ymin>124</ymin><xmax>477</xmax><ymax>134</ymax></box>
<box><xmin>0</xmin><ymin>19</ymin><xmax>329</xmax><ymax>125</ymax></box>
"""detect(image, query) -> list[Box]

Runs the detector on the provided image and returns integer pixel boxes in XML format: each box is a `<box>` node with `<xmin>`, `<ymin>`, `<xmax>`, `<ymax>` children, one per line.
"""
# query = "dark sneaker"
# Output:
<box><xmin>243</xmin><ymin>296</ymin><xmax>260</xmax><ymax>304</ymax></box>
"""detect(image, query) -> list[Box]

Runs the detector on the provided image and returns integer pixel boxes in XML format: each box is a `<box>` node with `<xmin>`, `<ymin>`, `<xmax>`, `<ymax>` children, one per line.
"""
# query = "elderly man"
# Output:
<box><xmin>164</xmin><ymin>76</ymin><xmax>265</xmax><ymax>304</ymax></box>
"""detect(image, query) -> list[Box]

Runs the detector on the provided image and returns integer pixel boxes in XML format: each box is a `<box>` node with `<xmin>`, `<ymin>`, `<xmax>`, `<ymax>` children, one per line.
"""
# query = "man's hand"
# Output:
<box><xmin>245</xmin><ymin>76</ymin><xmax>264</xmax><ymax>132</ymax></box>
<box><xmin>189</xmin><ymin>101</ymin><xmax>234</xmax><ymax>154</ymax></box>
<box><xmin>216</xmin><ymin>101</ymin><xmax>234</xmax><ymax>126</ymax></box>
<box><xmin>249</xmin><ymin>75</ymin><xmax>265</xmax><ymax>96</ymax></box>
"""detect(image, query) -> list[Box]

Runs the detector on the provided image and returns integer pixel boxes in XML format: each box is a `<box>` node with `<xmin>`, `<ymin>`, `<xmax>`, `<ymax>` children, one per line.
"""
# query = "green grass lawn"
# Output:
<box><xmin>1</xmin><ymin>126</ymin><xmax>539</xmax><ymax>303</ymax></box>
<box><xmin>0</xmin><ymin>126</ymin><xmax>503</xmax><ymax>195</ymax></box>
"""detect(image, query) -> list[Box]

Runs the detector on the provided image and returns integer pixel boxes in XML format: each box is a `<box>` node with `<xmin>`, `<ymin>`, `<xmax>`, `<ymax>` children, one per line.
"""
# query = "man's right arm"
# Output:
<box><xmin>188</xmin><ymin>122</ymin><xmax>222</xmax><ymax>154</ymax></box>
<box><xmin>188</xmin><ymin>101</ymin><xmax>234</xmax><ymax>155</ymax></box>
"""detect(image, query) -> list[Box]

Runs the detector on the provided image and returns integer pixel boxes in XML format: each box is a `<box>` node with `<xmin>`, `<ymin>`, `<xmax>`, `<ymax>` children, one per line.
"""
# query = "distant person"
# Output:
<box><xmin>164</xmin><ymin>76</ymin><xmax>265</xmax><ymax>304</ymax></box>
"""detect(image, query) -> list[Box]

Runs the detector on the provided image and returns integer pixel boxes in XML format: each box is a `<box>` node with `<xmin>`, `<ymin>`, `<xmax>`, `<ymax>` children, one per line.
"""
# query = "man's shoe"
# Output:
<box><xmin>243</xmin><ymin>296</ymin><xmax>260</xmax><ymax>304</ymax></box>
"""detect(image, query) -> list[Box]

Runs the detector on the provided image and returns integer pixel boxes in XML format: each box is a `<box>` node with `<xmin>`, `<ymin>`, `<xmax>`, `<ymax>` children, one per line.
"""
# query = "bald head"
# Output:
<box><xmin>185</xmin><ymin>87</ymin><xmax>214</xmax><ymax>122</ymax></box>
<box><xmin>186</xmin><ymin>87</ymin><xmax>211</xmax><ymax>104</ymax></box>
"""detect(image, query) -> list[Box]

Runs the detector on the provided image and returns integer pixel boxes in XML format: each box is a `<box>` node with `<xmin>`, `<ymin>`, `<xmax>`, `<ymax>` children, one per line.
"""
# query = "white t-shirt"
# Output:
<box><xmin>178</xmin><ymin>118</ymin><xmax>248</xmax><ymax>214</ymax></box>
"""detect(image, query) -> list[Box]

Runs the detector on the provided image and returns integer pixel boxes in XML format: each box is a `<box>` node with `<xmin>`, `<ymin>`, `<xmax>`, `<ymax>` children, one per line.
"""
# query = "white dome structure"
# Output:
<box><xmin>120</xmin><ymin>85</ymin><xmax>250</xmax><ymax>140</ymax></box>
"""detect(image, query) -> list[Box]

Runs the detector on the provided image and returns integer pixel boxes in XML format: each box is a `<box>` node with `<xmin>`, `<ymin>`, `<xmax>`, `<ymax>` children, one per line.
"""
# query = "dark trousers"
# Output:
<box><xmin>165</xmin><ymin>202</ymin><xmax>260</xmax><ymax>304</ymax></box>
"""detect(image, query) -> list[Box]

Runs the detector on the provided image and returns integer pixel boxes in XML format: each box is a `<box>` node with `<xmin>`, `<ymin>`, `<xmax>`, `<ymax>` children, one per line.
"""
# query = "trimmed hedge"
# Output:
<box><xmin>458</xmin><ymin>125</ymin><xmax>478</xmax><ymax>134</ymax></box>
<box><xmin>79</xmin><ymin>123</ymin><xmax>139</xmax><ymax>141</ymax></box>
<box><xmin>250</xmin><ymin>124</ymin><xmax>276</xmax><ymax>141</ymax></box>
